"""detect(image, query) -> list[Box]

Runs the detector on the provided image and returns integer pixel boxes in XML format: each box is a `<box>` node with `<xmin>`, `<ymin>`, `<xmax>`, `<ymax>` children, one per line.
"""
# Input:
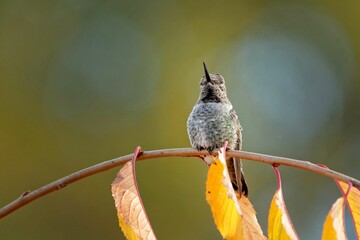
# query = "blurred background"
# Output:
<box><xmin>1</xmin><ymin>1</ymin><xmax>359</xmax><ymax>239</ymax></box>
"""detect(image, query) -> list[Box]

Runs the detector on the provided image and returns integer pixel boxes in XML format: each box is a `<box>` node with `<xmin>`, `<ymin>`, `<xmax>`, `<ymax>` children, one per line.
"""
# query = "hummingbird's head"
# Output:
<box><xmin>198</xmin><ymin>62</ymin><xmax>229</xmax><ymax>103</ymax></box>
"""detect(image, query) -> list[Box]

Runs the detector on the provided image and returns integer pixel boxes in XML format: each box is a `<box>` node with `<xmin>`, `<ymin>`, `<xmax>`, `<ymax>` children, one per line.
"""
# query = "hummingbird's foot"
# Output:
<box><xmin>207</xmin><ymin>146</ymin><xmax>214</xmax><ymax>154</ymax></box>
<box><xmin>196</xmin><ymin>146</ymin><xmax>205</xmax><ymax>152</ymax></box>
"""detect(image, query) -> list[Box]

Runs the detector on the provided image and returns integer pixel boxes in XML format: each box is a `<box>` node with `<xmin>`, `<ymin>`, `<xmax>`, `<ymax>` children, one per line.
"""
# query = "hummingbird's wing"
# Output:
<box><xmin>230</xmin><ymin>109</ymin><xmax>248</xmax><ymax>197</ymax></box>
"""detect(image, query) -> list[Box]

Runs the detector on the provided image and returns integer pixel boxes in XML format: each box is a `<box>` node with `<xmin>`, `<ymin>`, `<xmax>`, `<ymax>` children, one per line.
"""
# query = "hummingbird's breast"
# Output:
<box><xmin>187</xmin><ymin>102</ymin><xmax>238</xmax><ymax>150</ymax></box>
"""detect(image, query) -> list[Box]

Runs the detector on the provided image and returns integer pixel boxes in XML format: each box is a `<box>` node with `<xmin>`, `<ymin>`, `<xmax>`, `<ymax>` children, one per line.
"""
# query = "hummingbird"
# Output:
<box><xmin>187</xmin><ymin>63</ymin><xmax>248</xmax><ymax>197</ymax></box>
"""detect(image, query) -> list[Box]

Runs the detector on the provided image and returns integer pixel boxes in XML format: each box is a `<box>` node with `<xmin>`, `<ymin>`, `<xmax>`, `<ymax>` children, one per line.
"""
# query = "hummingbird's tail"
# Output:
<box><xmin>228</xmin><ymin>157</ymin><xmax>248</xmax><ymax>198</ymax></box>
<box><xmin>240</xmin><ymin>167</ymin><xmax>248</xmax><ymax>197</ymax></box>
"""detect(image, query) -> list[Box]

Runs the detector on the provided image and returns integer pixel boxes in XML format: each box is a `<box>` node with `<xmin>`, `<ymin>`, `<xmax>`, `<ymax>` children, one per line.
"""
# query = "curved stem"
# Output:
<box><xmin>1</xmin><ymin>148</ymin><xmax>359</xmax><ymax>219</ymax></box>
<box><xmin>272</xmin><ymin>166</ymin><xmax>282</xmax><ymax>190</ymax></box>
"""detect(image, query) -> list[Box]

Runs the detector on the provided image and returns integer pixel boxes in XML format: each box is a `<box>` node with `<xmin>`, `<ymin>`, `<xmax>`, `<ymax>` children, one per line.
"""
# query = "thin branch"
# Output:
<box><xmin>1</xmin><ymin>148</ymin><xmax>359</xmax><ymax>219</ymax></box>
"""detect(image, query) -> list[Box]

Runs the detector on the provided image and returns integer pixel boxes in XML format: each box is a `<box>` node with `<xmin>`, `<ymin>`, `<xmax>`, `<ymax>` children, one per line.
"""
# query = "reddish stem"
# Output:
<box><xmin>272</xmin><ymin>166</ymin><xmax>282</xmax><ymax>190</ymax></box>
<box><xmin>222</xmin><ymin>141</ymin><xmax>228</xmax><ymax>153</ymax></box>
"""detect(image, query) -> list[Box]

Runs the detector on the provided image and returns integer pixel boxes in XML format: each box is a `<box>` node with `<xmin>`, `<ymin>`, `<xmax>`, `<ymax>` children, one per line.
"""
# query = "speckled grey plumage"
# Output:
<box><xmin>187</xmin><ymin>63</ymin><xmax>248</xmax><ymax>197</ymax></box>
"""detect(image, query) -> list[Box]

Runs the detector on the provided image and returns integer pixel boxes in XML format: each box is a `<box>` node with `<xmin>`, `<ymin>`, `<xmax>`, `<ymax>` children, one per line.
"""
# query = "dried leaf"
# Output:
<box><xmin>322</xmin><ymin>197</ymin><xmax>346</xmax><ymax>240</ymax></box>
<box><xmin>111</xmin><ymin>147</ymin><xmax>156</xmax><ymax>240</ymax></box>
<box><xmin>206</xmin><ymin>148</ymin><xmax>266</xmax><ymax>240</ymax></box>
<box><xmin>268</xmin><ymin>167</ymin><xmax>299</xmax><ymax>240</ymax></box>
<box><xmin>337</xmin><ymin>181</ymin><xmax>360</xmax><ymax>238</ymax></box>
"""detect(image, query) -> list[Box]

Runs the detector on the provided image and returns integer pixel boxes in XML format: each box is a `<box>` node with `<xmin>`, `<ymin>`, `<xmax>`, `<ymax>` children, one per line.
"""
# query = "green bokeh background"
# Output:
<box><xmin>1</xmin><ymin>1</ymin><xmax>359</xmax><ymax>239</ymax></box>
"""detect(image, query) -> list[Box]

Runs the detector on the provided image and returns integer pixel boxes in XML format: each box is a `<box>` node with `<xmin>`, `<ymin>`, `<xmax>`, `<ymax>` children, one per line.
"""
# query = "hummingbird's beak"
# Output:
<box><xmin>203</xmin><ymin>62</ymin><xmax>212</xmax><ymax>83</ymax></box>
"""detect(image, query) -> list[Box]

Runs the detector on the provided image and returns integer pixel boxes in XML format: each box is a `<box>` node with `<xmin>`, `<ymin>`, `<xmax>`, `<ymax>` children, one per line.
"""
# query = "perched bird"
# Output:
<box><xmin>187</xmin><ymin>63</ymin><xmax>248</xmax><ymax>197</ymax></box>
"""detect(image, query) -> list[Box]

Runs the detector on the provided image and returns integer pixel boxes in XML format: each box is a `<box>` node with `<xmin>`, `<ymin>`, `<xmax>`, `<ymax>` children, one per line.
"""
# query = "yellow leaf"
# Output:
<box><xmin>338</xmin><ymin>181</ymin><xmax>360</xmax><ymax>238</ymax></box>
<box><xmin>322</xmin><ymin>197</ymin><xmax>346</xmax><ymax>240</ymax></box>
<box><xmin>206</xmin><ymin>148</ymin><xmax>266</xmax><ymax>240</ymax></box>
<box><xmin>111</xmin><ymin>148</ymin><xmax>156</xmax><ymax>240</ymax></box>
<box><xmin>118</xmin><ymin>214</ymin><xmax>139</xmax><ymax>240</ymax></box>
<box><xmin>268</xmin><ymin>168</ymin><xmax>299</xmax><ymax>240</ymax></box>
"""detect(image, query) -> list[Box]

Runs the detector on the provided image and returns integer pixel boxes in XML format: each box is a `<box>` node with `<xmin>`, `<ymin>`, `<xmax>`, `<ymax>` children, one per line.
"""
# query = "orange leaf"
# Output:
<box><xmin>268</xmin><ymin>167</ymin><xmax>299</xmax><ymax>240</ymax></box>
<box><xmin>111</xmin><ymin>147</ymin><xmax>156</xmax><ymax>240</ymax></box>
<box><xmin>206</xmin><ymin>148</ymin><xmax>266</xmax><ymax>240</ymax></box>
<box><xmin>322</xmin><ymin>197</ymin><xmax>346</xmax><ymax>240</ymax></box>
<box><xmin>337</xmin><ymin>181</ymin><xmax>360</xmax><ymax>238</ymax></box>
